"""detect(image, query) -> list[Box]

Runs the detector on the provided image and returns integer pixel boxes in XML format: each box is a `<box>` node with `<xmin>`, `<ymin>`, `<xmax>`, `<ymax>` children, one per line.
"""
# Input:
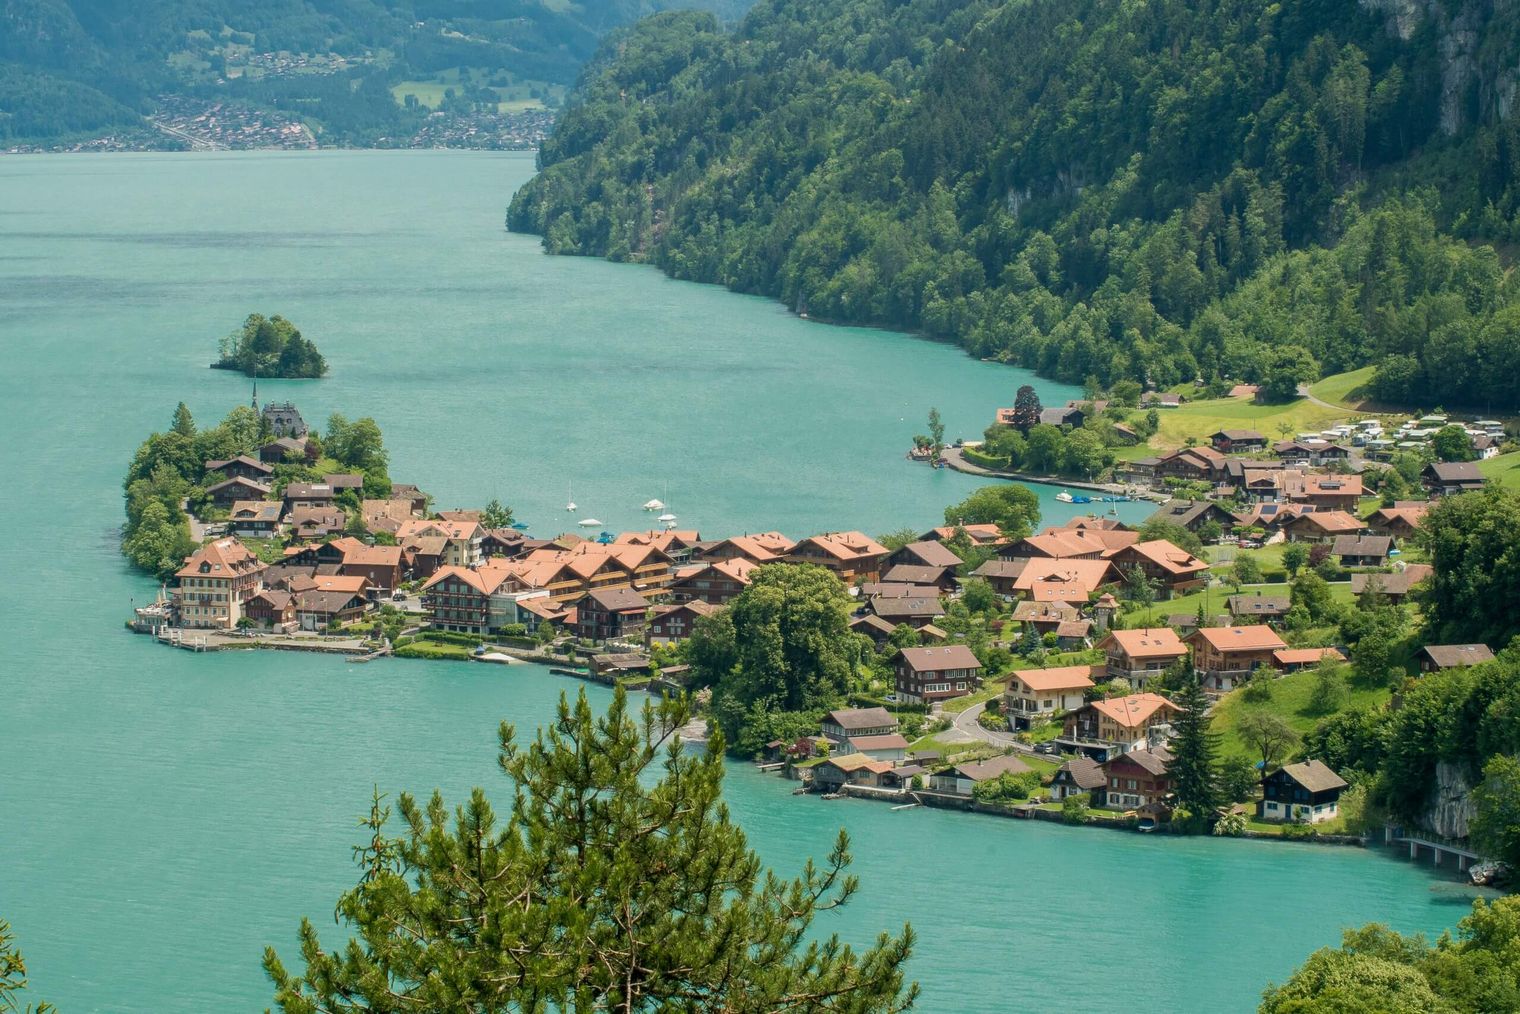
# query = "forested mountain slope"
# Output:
<box><xmin>510</xmin><ymin>0</ymin><xmax>1520</xmax><ymax>408</ymax></box>
<box><xmin>0</xmin><ymin>0</ymin><xmax>754</xmax><ymax>143</ymax></box>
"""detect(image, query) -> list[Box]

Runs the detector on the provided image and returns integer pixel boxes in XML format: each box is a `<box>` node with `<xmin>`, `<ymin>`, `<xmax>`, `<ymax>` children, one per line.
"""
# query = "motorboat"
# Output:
<box><xmin>577</xmin><ymin>517</ymin><xmax>602</xmax><ymax>527</ymax></box>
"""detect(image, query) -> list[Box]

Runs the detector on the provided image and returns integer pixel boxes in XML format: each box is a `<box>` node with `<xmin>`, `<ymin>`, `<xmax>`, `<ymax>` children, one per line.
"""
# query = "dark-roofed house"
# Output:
<box><xmin>258</xmin><ymin>436</ymin><xmax>308</xmax><ymax>464</ymax></box>
<box><xmin>972</xmin><ymin>559</ymin><xmax>1027</xmax><ymax>598</ymax></box>
<box><xmin>821</xmin><ymin>707</ymin><xmax>898</xmax><ymax>745</ymax></box>
<box><xmin>244</xmin><ymin>589</ymin><xmax>295</xmax><ymax>632</ymax></box>
<box><xmin>1350</xmin><ymin>564</ymin><xmax>1432</xmax><ymax>603</ymax></box>
<box><xmin>1333</xmin><ymin>535</ymin><xmax>1393</xmax><ymax>568</ymax></box>
<box><xmin>1209</xmin><ymin>429</ymin><xmax>1267</xmax><ymax>453</ymax></box>
<box><xmin>1366</xmin><ymin>504</ymin><xmax>1429</xmax><ymax>540</ymax></box>
<box><xmin>1418</xmin><ymin>643</ymin><xmax>1495</xmax><ymax>672</ymax></box>
<box><xmin>227</xmin><ymin>500</ymin><xmax>283</xmax><ymax>538</ymax></box>
<box><xmin>284</xmin><ymin>482</ymin><xmax>338</xmax><ymax>512</ymax></box>
<box><xmin>204</xmin><ymin>455</ymin><xmax>273</xmax><ymax>482</ymax></box>
<box><xmin>1154</xmin><ymin>446</ymin><xmax>1226</xmax><ymax>483</ymax></box>
<box><xmin>645</xmin><ymin>600</ymin><xmax>716</xmax><ymax>645</ymax></box>
<box><xmin>1260</xmin><ymin>760</ymin><xmax>1348</xmax><ymax>824</ymax></box>
<box><xmin>849</xmin><ymin>613</ymin><xmax>899</xmax><ymax>647</ymax></box>
<box><xmin>1146</xmin><ymin>499</ymin><xmax>1239</xmax><ymax>534</ymax></box>
<box><xmin>1423</xmin><ymin>461</ymin><xmax>1485</xmax><ymax>496</ymax></box>
<box><xmin>1049</xmin><ymin>756</ymin><xmax>1106</xmax><ymax>800</ymax></box>
<box><xmin>929</xmin><ymin>754</ymin><xmax>1032</xmax><ymax>796</ymax></box>
<box><xmin>1096</xmin><ymin>746</ymin><xmax>1173</xmax><ymax>810</ymax></box>
<box><xmin>881</xmin><ymin>563</ymin><xmax>958</xmax><ymax>594</ymax></box>
<box><xmin>1282</xmin><ymin>510</ymin><xmax>1365</xmax><ymax>544</ymax></box>
<box><xmin>894</xmin><ymin>645</ymin><xmax>983</xmax><ymax>705</ymax></box>
<box><xmin>870</xmin><ymin>595</ymin><xmax>945</xmax><ymax>629</ymax></box>
<box><xmin>886</xmin><ymin>540</ymin><xmax>962</xmax><ymax>570</ymax></box>
<box><xmin>575</xmin><ymin>588</ymin><xmax>649</xmax><ymax>642</ymax></box>
<box><xmin>1227</xmin><ymin>592</ymin><xmax>1291</xmax><ymax>624</ymax></box>
<box><xmin>295</xmin><ymin>588</ymin><xmax>369</xmax><ymax>631</ymax></box>
<box><xmin>206</xmin><ymin>475</ymin><xmax>272</xmax><ymax>508</ymax></box>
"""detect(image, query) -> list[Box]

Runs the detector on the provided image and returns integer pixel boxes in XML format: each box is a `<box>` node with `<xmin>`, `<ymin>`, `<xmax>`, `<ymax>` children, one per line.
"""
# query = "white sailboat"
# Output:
<box><xmin>642</xmin><ymin>498</ymin><xmax>665</xmax><ymax>511</ymax></box>
<box><xmin>566</xmin><ymin>482</ymin><xmax>576</xmax><ymax>512</ymax></box>
<box><xmin>657</xmin><ymin>512</ymin><xmax>677</xmax><ymax>523</ymax></box>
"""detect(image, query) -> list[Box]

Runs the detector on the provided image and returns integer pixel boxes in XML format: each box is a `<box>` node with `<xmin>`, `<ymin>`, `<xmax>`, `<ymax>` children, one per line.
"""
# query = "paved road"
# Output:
<box><xmin>950</xmin><ymin>699</ymin><xmax>1031</xmax><ymax>752</ymax></box>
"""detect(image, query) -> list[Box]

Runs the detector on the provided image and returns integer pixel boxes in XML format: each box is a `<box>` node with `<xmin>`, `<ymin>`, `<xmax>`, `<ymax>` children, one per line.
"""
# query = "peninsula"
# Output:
<box><xmin>122</xmin><ymin>392</ymin><xmax>1520</xmax><ymax>897</ymax></box>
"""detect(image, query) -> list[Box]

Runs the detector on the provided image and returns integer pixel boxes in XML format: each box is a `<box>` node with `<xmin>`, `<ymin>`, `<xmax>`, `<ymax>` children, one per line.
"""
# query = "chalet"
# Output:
<box><xmin>419</xmin><ymin>565</ymin><xmax>544</xmax><ymax>634</ymax></box>
<box><xmin>1209</xmin><ymin>429</ymin><xmax>1267</xmax><ymax>453</ymax></box>
<box><xmin>1422</xmin><ymin>461</ymin><xmax>1485</xmax><ymax>497</ymax></box>
<box><xmin>395</xmin><ymin>519</ymin><xmax>485</xmax><ymax>570</ymax></box>
<box><xmin>972</xmin><ymin>559</ymin><xmax>1028</xmax><ymax>598</ymax></box>
<box><xmin>1272</xmin><ymin>647</ymin><xmax>1346</xmax><ymax>672</ymax></box>
<box><xmin>324</xmin><ymin>473</ymin><xmax>365</xmax><ymax>492</ymax></box>
<box><xmin>284</xmin><ymin>482</ymin><xmax>338</xmax><ymax>512</ymax></box>
<box><xmin>227</xmin><ymin>500</ymin><xmax>282</xmax><ymax>538</ymax></box>
<box><xmin>1223</xmin><ymin>458</ymin><xmax>1286</xmax><ymax>490</ymax></box>
<box><xmin>1111</xmin><ymin>423</ymin><xmax>1141</xmax><ymax>445</ymax></box>
<box><xmin>1282</xmin><ymin>510</ymin><xmax>1365</xmax><ymax>544</ymax></box>
<box><xmin>812</xmin><ymin>755</ymin><xmax>892</xmax><ymax>793</ymax></box>
<box><xmin>244</xmin><ymin>589</ymin><xmax>295</xmax><ymax>632</ymax></box>
<box><xmin>1187</xmin><ymin>625</ymin><xmax>1287</xmax><ymax>694</ymax></box>
<box><xmin>920</xmin><ymin>524</ymin><xmax>1005</xmax><ymax>547</ymax></box>
<box><xmin>1001</xmin><ymin>531</ymin><xmax>1107</xmax><ymax>561</ymax></box>
<box><xmin>1260</xmin><ymin>760</ymin><xmax>1348</xmax><ymax>824</ymax></box>
<box><xmin>1009</xmin><ymin>558</ymin><xmax>1119</xmax><ymax>599</ymax></box>
<box><xmin>1350</xmin><ymin>564</ymin><xmax>1432</xmax><ymax>603</ymax></box>
<box><xmin>1473</xmin><ymin>433</ymin><xmax>1504</xmax><ymax>459</ymax></box>
<box><xmin>821</xmin><ymin>707</ymin><xmax>898</xmax><ymax>745</ymax></box>
<box><xmin>1227</xmin><ymin>384</ymin><xmax>1259</xmax><ymax>399</ymax></box>
<box><xmin>402</xmin><ymin>535</ymin><xmax>448</xmax><ymax>579</ymax></box>
<box><xmin>206</xmin><ymin>475</ymin><xmax>272</xmax><ymax>509</ymax></box>
<box><xmin>362</xmin><ymin>498</ymin><xmax>419</xmax><ymax>536</ymax></box>
<box><xmin>668</xmin><ymin>557</ymin><xmax>757</xmax><ymax>605</ymax></box>
<box><xmin>1095</xmin><ymin>628</ymin><xmax>1187</xmax><ymax>688</ymax></box>
<box><xmin>1286</xmin><ymin>474</ymin><xmax>1363</xmax><ymax>511</ymax></box>
<box><xmin>645</xmin><ymin>600</ymin><xmax>717</xmax><ymax>646</ymax></box>
<box><xmin>849</xmin><ymin>613</ymin><xmax>899</xmax><ymax>647</ymax></box>
<box><xmin>1154</xmin><ymin>446</ymin><xmax>1226</xmax><ymax>483</ymax></box>
<box><xmin>1108</xmin><ymin>540</ymin><xmax>1209</xmax><ymax>596</ymax></box>
<box><xmin>894</xmin><ymin>644</ymin><xmax>983</xmax><ymax>705</ymax></box>
<box><xmin>1145</xmin><ymin>499</ymin><xmax>1238</xmax><ymax>535</ymax></box>
<box><xmin>1418</xmin><ymin>644</ymin><xmax>1495</xmax><ymax>672</ymax></box>
<box><xmin>615</xmin><ymin>530</ymin><xmax>703</xmax><ymax>565</ymax></box>
<box><xmin>1039</xmin><ymin>405</ymin><xmax>1087</xmax><ymax>428</ymax></box>
<box><xmin>1365</xmin><ymin>504</ymin><xmax>1429</xmax><ymax>540</ymax></box>
<box><xmin>858</xmin><ymin>581</ymin><xmax>938</xmax><ymax>599</ymax></box>
<box><xmin>787</xmin><ymin>531</ymin><xmax>889</xmax><ymax>585</ymax></box>
<box><xmin>881</xmin><ymin>563</ymin><xmax>958</xmax><ymax>594</ymax></box>
<box><xmin>1274</xmin><ymin>441</ymin><xmax>1351</xmax><ymax>467</ymax></box>
<box><xmin>886</xmin><ymin>540</ymin><xmax>963</xmax><ymax>571</ymax></box>
<box><xmin>574</xmin><ymin>587</ymin><xmax>650</xmax><ymax>642</ymax></box>
<box><xmin>1141</xmin><ymin>392</ymin><xmax>1182</xmax><ymax>408</ymax></box>
<box><xmin>846</xmin><ymin>734</ymin><xmax>911</xmax><ymax>763</ymax></box>
<box><xmin>295</xmin><ymin>588</ymin><xmax>369</xmax><ymax>631</ymax></box>
<box><xmin>1004</xmin><ymin>664</ymin><xmax>1102</xmax><ymax>728</ymax></box>
<box><xmin>390</xmin><ymin>483</ymin><xmax>431</xmax><ymax>516</ymax></box>
<box><xmin>1227</xmin><ymin>592</ymin><xmax>1291</xmax><ymax>624</ymax></box>
<box><xmin>337</xmin><ymin>543</ymin><xmax>404</xmax><ymax>592</ymax></box>
<box><xmin>929</xmin><ymin>755</ymin><xmax>1032</xmax><ymax>796</ymax></box>
<box><xmin>1061</xmin><ymin>694</ymin><xmax>1180</xmax><ymax>758</ymax></box>
<box><xmin>286</xmin><ymin>507</ymin><xmax>346</xmax><ymax>542</ymax></box>
<box><xmin>258</xmin><ymin>436</ymin><xmax>308</xmax><ymax>464</ymax></box>
<box><xmin>1052</xmin><ymin>619</ymin><xmax>1093</xmax><ymax>648</ymax></box>
<box><xmin>1097</xmin><ymin>746</ymin><xmax>1173</xmax><ymax>810</ymax></box>
<box><xmin>480</xmin><ymin>528</ymin><xmax>528</xmax><ymax>559</ymax></box>
<box><xmin>1012</xmin><ymin>601</ymin><xmax>1082</xmax><ymax>638</ymax></box>
<box><xmin>1332</xmin><ymin>535</ymin><xmax>1393</xmax><ymax>568</ymax></box>
<box><xmin>204</xmin><ymin>455</ymin><xmax>273</xmax><ymax>483</ymax></box>
<box><xmin>1049</xmin><ymin>756</ymin><xmax>1106</xmax><ymax>800</ymax></box>
<box><xmin>172</xmin><ymin>538</ymin><xmax>267</xmax><ymax>629</ymax></box>
<box><xmin>869</xmin><ymin>595</ymin><xmax>945</xmax><ymax>629</ymax></box>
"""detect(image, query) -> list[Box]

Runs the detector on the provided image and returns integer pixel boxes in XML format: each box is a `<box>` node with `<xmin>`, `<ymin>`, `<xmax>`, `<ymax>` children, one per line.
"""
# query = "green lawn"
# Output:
<box><xmin>1307</xmin><ymin>367</ymin><xmax>1379</xmax><ymax>411</ymax></box>
<box><xmin>1114</xmin><ymin>395</ymin><xmax>1351</xmax><ymax>461</ymax></box>
<box><xmin>1211</xmin><ymin>668</ymin><xmax>1392</xmax><ymax>762</ymax></box>
<box><xmin>941</xmin><ymin>678</ymin><xmax>1009</xmax><ymax>715</ymax></box>
<box><xmin>1119</xmin><ymin>577</ymin><xmax>1354</xmax><ymax>628</ymax></box>
<box><xmin>1479</xmin><ymin>451</ymin><xmax>1520</xmax><ymax>491</ymax></box>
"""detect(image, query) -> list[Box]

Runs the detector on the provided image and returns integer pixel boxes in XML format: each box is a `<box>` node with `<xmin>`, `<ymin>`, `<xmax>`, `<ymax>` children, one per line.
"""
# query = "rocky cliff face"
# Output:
<box><xmin>1422</xmin><ymin>760</ymin><xmax>1478</xmax><ymax>839</ymax></box>
<box><xmin>1361</xmin><ymin>0</ymin><xmax>1520</xmax><ymax>134</ymax></box>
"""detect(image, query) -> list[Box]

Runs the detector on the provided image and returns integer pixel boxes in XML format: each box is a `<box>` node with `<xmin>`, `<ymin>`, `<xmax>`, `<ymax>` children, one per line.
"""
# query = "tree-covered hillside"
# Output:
<box><xmin>510</xmin><ymin>0</ymin><xmax>1520</xmax><ymax>409</ymax></box>
<box><xmin>0</xmin><ymin>0</ymin><xmax>755</xmax><ymax>145</ymax></box>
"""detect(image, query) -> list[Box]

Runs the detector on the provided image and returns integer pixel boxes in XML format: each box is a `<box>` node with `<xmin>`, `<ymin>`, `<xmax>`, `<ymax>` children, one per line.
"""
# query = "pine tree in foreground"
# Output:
<box><xmin>1167</xmin><ymin>671</ymin><xmax>1220</xmax><ymax>826</ymax></box>
<box><xmin>264</xmin><ymin>688</ymin><xmax>918</xmax><ymax>1013</ymax></box>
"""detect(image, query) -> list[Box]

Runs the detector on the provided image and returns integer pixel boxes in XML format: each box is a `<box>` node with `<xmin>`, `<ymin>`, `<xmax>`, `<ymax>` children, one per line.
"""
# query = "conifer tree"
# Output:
<box><xmin>1167</xmin><ymin>671</ymin><xmax>1219</xmax><ymax>822</ymax></box>
<box><xmin>171</xmin><ymin>401</ymin><xmax>195</xmax><ymax>437</ymax></box>
<box><xmin>265</xmin><ymin>689</ymin><xmax>916</xmax><ymax>1013</ymax></box>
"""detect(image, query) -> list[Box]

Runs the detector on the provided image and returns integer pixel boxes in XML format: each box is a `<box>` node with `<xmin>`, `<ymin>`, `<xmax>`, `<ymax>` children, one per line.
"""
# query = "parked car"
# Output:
<box><xmin>391</xmin><ymin>590</ymin><xmax>407</xmax><ymax>601</ymax></box>
<box><xmin>1033</xmin><ymin>741</ymin><xmax>1059</xmax><ymax>756</ymax></box>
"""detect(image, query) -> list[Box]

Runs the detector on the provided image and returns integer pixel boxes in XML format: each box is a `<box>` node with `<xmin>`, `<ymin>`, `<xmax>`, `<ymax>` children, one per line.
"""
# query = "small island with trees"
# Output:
<box><xmin>214</xmin><ymin>313</ymin><xmax>327</xmax><ymax>379</ymax></box>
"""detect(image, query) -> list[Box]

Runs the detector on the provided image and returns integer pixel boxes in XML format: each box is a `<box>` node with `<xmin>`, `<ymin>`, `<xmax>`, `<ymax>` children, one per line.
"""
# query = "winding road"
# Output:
<box><xmin>950</xmin><ymin>699</ymin><xmax>1031</xmax><ymax>752</ymax></box>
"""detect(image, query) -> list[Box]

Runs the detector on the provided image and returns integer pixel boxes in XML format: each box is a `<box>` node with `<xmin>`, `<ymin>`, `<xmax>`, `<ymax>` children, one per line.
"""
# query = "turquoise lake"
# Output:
<box><xmin>0</xmin><ymin>151</ymin><xmax>1475</xmax><ymax>1012</ymax></box>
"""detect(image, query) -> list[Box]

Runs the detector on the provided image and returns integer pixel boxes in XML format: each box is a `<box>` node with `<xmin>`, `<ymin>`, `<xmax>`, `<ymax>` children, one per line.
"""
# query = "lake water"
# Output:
<box><xmin>0</xmin><ymin>151</ymin><xmax>1471</xmax><ymax>1012</ymax></box>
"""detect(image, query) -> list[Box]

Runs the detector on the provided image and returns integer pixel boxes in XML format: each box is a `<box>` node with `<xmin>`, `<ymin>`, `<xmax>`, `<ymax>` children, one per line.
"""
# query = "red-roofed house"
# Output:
<box><xmin>1187</xmin><ymin>625</ymin><xmax>1287</xmax><ymax>694</ymax></box>
<box><xmin>1108</xmin><ymin>540</ymin><xmax>1209</xmax><ymax>596</ymax></box>
<box><xmin>1095</xmin><ymin>628</ymin><xmax>1187</xmax><ymax>689</ymax></box>
<box><xmin>173</xmin><ymin>537</ymin><xmax>268</xmax><ymax>629</ymax></box>
<box><xmin>1004</xmin><ymin>664</ymin><xmax>1102</xmax><ymax>728</ymax></box>
<box><xmin>1062</xmin><ymin>694</ymin><xmax>1180</xmax><ymax>758</ymax></box>
<box><xmin>787</xmin><ymin>532</ymin><xmax>889</xmax><ymax>585</ymax></box>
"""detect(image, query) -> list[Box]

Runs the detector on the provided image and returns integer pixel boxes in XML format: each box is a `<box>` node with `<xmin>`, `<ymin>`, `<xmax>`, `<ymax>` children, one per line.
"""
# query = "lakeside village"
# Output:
<box><xmin>126</xmin><ymin>387</ymin><xmax>1517</xmax><ymax>875</ymax></box>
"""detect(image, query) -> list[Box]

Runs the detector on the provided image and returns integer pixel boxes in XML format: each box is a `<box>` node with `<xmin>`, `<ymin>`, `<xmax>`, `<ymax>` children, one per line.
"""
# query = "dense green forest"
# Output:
<box><xmin>510</xmin><ymin>0</ymin><xmax>1520</xmax><ymax>409</ymax></box>
<box><xmin>0</xmin><ymin>0</ymin><xmax>754</xmax><ymax>144</ymax></box>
